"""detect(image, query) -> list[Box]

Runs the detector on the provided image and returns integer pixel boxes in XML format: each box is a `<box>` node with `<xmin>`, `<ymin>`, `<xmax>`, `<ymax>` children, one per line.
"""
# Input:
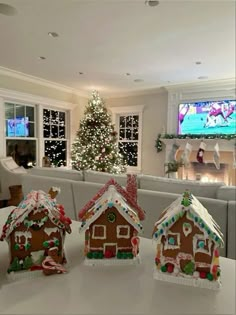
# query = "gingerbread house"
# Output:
<box><xmin>78</xmin><ymin>175</ymin><xmax>145</xmax><ymax>265</ymax></box>
<box><xmin>0</xmin><ymin>189</ymin><xmax>72</xmax><ymax>275</ymax></box>
<box><xmin>152</xmin><ymin>191</ymin><xmax>224</xmax><ymax>289</ymax></box>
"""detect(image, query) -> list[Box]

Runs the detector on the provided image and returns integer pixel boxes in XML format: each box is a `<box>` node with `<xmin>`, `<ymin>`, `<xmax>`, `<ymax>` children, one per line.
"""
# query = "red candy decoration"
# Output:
<box><xmin>49</xmin><ymin>241</ymin><xmax>54</xmax><ymax>247</ymax></box>
<box><xmin>212</xmin><ymin>265</ymin><xmax>218</xmax><ymax>273</ymax></box>
<box><xmin>214</xmin><ymin>249</ymin><xmax>219</xmax><ymax>257</ymax></box>
<box><xmin>104</xmin><ymin>250</ymin><xmax>113</xmax><ymax>259</ymax></box>
<box><xmin>200</xmin><ymin>271</ymin><xmax>206</xmax><ymax>279</ymax></box>
<box><xmin>167</xmin><ymin>264</ymin><xmax>174</xmax><ymax>273</ymax></box>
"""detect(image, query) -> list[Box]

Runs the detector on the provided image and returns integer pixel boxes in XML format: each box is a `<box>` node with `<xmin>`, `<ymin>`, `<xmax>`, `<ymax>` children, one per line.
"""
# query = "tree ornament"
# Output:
<box><xmin>196</xmin><ymin>141</ymin><xmax>206</xmax><ymax>163</ymax></box>
<box><xmin>213</xmin><ymin>143</ymin><xmax>220</xmax><ymax>170</ymax></box>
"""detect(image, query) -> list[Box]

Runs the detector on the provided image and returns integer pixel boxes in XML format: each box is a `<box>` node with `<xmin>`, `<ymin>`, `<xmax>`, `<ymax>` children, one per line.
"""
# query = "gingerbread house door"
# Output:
<box><xmin>104</xmin><ymin>243</ymin><xmax>117</xmax><ymax>258</ymax></box>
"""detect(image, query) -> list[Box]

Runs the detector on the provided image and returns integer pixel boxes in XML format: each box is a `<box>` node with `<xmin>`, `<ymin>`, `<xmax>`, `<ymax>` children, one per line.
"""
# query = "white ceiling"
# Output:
<box><xmin>0</xmin><ymin>0</ymin><xmax>235</xmax><ymax>97</ymax></box>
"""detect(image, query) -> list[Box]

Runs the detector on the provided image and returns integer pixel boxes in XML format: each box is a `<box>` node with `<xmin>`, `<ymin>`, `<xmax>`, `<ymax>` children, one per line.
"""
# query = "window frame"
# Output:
<box><xmin>164</xmin><ymin>232</ymin><xmax>181</xmax><ymax>250</ymax></box>
<box><xmin>109</xmin><ymin>105</ymin><xmax>144</xmax><ymax>173</ymax></box>
<box><xmin>116</xmin><ymin>225</ymin><xmax>130</xmax><ymax>239</ymax></box>
<box><xmin>92</xmin><ymin>224</ymin><xmax>106</xmax><ymax>239</ymax></box>
<box><xmin>193</xmin><ymin>234</ymin><xmax>212</xmax><ymax>256</ymax></box>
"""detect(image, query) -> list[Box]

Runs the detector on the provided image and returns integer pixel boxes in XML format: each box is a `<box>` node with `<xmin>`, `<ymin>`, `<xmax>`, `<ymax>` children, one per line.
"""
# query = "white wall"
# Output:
<box><xmin>106</xmin><ymin>89</ymin><xmax>168</xmax><ymax>176</ymax></box>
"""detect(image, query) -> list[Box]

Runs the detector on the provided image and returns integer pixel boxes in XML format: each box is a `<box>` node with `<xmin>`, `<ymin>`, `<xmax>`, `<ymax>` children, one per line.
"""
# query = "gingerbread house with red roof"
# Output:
<box><xmin>0</xmin><ymin>189</ymin><xmax>72</xmax><ymax>275</ymax></box>
<box><xmin>152</xmin><ymin>191</ymin><xmax>224</xmax><ymax>289</ymax></box>
<box><xmin>79</xmin><ymin>175</ymin><xmax>145</xmax><ymax>265</ymax></box>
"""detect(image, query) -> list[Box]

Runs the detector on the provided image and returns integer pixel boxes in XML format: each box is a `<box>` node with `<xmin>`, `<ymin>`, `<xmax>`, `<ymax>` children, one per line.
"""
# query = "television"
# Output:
<box><xmin>7</xmin><ymin>117</ymin><xmax>29</xmax><ymax>137</ymax></box>
<box><xmin>178</xmin><ymin>100</ymin><xmax>236</xmax><ymax>135</ymax></box>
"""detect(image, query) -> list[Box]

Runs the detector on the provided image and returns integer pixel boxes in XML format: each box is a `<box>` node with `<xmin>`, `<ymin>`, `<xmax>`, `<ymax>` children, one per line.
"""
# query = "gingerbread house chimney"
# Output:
<box><xmin>126</xmin><ymin>174</ymin><xmax>137</xmax><ymax>202</ymax></box>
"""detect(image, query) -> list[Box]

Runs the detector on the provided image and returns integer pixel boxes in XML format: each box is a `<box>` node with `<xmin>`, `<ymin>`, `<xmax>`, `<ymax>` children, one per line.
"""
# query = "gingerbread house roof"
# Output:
<box><xmin>0</xmin><ymin>190</ymin><xmax>72</xmax><ymax>241</ymax></box>
<box><xmin>79</xmin><ymin>178</ymin><xmax>145</xmax><ymax>233</ymax></box>
<box><xmin>152</xmin><ymin>191</ymin><xmax>224</xmax><ymax>248</ymax></box>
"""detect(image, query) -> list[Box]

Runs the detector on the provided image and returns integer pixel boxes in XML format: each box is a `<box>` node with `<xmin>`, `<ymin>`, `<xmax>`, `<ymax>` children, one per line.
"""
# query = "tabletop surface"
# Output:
<box><xmin>0</xmin><ymin>206</ymin><xmax>235</xmax><ymax>315</ymax></box>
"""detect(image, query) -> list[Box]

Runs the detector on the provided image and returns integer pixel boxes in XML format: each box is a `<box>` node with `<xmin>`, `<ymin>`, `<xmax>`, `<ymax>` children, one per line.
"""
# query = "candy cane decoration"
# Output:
<box><xmin>131</xmin><ymin>236</ymin><xmax>140</xmax><ymax>257</ymax></box>
<box><xmin>42</xmin><ymin>256</ymin><xmax>67</xmax><ymax>275</ymax></box>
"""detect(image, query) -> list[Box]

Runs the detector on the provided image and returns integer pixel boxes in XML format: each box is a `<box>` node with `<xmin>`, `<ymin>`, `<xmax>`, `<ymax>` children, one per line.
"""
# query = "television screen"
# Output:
<box><xmin>178</xmin><ymin>100</ymin><xmax>236</xmax><ymax>135</ymax></box>
<box><xmin>7</xmin><ymin>117</ymin><xmax>29</xmax><ymax>137</ymax></box>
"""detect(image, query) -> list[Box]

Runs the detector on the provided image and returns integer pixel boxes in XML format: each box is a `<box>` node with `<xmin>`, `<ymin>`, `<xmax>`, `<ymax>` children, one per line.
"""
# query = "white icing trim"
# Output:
<box><xmin>164</xmin><ymin>232</ymin><xmax>180</xmax><ymax>250</ymax></box>
<box><xmin>116</xmin><ymin>225</ymin><xmax>130</xmax><ymax>239</ymax></box>
<box><xmin>44</xmin><ymin>227</ymin><xmax>59</xmax><ymax>236</ymax></box>
<box><xmin>183</xmin><ymin>222</ymin><xmax>192</xmax><ymax>237</ymax></box>
<box><xmin>193</xmin><ymin>234</ymin><xmax>212</xmax><ymax>256</ymax></box>
<box><xmin>103</xmin><ymin>243</ymin><xmax>117</xmax><ymax>255</ymax></box>
<box><xmin>92</xmin><ymin>225</ymin><xmax>106</xmax><ymax>240</ymax></box>
<box><xmin>84</xmin><ymin>255</ymin><xmax>141</xmax><ymax>266</ymax></box>
<box><xmin>14</xmin><ymin>231</ymin><xmax>32</xmax><ymax>243</ymax></box>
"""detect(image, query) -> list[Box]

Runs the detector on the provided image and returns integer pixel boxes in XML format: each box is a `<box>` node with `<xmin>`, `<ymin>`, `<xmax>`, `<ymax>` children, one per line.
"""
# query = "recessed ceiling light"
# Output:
<box><xmin>126</xmin><ymin>73</ymin><xmax>131</xmax><ymax>76</ymax></box>
<box><xmin>145</xmin><ymin>1</ymin><xmax>160</xmax><ymax>7</ymax></box>
<box><xmin>134</xmin><ymin>79</ymin><xmax>144</xmax><ymax>82</ymax></box>
<box><xmin>0</xmin><ymin>3</ymin><xmax>17</xmax><ymax>16</ymax></box>
<box><xmin>48</xmin><ymin>32</ymin><xmax>59</xmax><ymax>38</ymax></box>
<box><xmin>195</xmin><ymin>61</ymin><xmax>202</xmax><ymax>65</ymax></box>
<box><xmin>198</xmin><ymin>76</ymin><xmax>208</xmax><ymax>80</ymax></box>
<box><xmin>79</xmin><ymin>72</ymin><xmax>84</xmax><ymax>75</ymax></box>
<box><xmin>38</xmin><ymin>56</ymin><xmax>46</xmax><ymax>60</ymax></box>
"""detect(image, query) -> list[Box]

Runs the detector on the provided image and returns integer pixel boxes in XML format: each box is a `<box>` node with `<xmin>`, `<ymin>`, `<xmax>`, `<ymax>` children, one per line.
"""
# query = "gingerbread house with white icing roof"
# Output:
<box><xmin>153</xmin><ymin>191</ymin><xmax>224</xmax><ymax>289</ymax></box>
<box><xmin>0</xmin><ymin>189</ymin><xmax>72</xmax><ymax>274</ymax></box>
<box><xmin>79</xmin><ymin>175</ymin><xmax>145</xmax><ymax>265</ymax></box>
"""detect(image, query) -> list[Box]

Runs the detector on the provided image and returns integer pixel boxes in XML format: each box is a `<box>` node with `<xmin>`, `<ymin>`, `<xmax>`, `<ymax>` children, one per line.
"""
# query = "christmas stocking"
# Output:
<box><xmin>168</xmin><ymin>143</ymin><xmax>180</xmax><ymax>162</ymax></box>
<box><xmin>196</xmin><ymin>141</ymin><xmax>206</xmax><ymax>164</ymax></box>
<box><xmin>213</xmin><ymin>143</ymin><xmax>220</xmax><ymax>170</ymax></box>
<box><xmin>181</xmin><ymin>142</ymin><xmax>192</xmax><ymax>168</ymax></box>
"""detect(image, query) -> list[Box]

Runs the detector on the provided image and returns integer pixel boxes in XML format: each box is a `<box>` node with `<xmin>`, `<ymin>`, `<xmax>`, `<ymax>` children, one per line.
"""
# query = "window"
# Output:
<box><xmin>92</xmin><ymin>225</ymin><xmax>106</xmax><ymax>239</ymax></box>
<box><xmin>193</xmin><ymin>234</ymin><xmax>211</xmax><ymax>255</ymax></box>
<box><xmin>43</xmin><ymin>109</ymin><xmax>67</xmax><ymax>167</ymax></box>
<box><xmin>110</xmin><ymin>106</ymin><xmax>144</xmax><ymax>172</ymax></box>
<box><xmin>117</xmin><ymin>225</ymin><xmax>130</xmax><ymax>239</ymax></box>
<box><xmin>164</xmin><ymin>232</ymin><xmax>180</xmax><ymax>250</ymax></box>
<box><xmin>5</xmin><ymin>103</ymin><xmax>36</xmax><ymax>168</ymax></box>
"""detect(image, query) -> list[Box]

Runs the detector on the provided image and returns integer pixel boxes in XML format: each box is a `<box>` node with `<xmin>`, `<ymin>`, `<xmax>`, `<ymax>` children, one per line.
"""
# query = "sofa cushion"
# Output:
<box><xmin>29</xmin><ymin>167</ymin><xmax>83</xmax><ymax>181</ymax></box>
<box><xmin>216</xmin><ymin>186</ymin><xmax>236</xmax><ymax>201</ymax></box>
<box><xmin>84</xmin><ymin>170</ymin><xmax>127</xmax><ymax>186</ymax></box>
<box><xmin>139</xmin><ymin>175</ymin><xmax>225</xmax><ymax>198</ymax></box>
<box><xmin>227</xmin><ymin>201</ymin><xmax>236</xmax><ymax>259</ymax></box>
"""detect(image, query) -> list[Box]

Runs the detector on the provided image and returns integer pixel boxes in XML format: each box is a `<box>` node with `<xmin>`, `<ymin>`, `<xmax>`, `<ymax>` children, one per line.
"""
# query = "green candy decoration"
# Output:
<box><xmin>55</xmin><ymin>239</ymin><xmax>59</xmax><ymax>246</ymax></box>
<box><xmin>23</xmin><ymin>256</ymin><xmax>33</xmax><ymax>270</ymax></box>
<box><xmin>117</xmin><ymin>252</ymin><xmax>122</xmax><ymax>259</ymax></box>
<box><xmin>87</xmin><ymin>252</ymin><xmax>93</xmax><ymax>259</ymax></box>
<box><xmin>43</xmin><ymin>241</ymin><xmax>49</xmax><ymax>248</ymax></box>
<box><xmin>14</xmin><ymin>244</ymin><xmax>20</xmax><ymax>250</ymax></box>
<box><xmin>25</xmin><ymin>243</ymin><xmax>31</xmax><ymax>250</ymax></box>
<box><xmin>161</xmin><ymin>265</ymin><xmax>167</xmax><ymax>272</ymax></box>
<box><xmin>207</xmin><ymin>273</ymin><xmax>213</xmax><ymax>281</ymax></box>
<box><xmin>183</xmin><ymin>261</ymin><xmax>195</xmax><ymax>275</ymax></box>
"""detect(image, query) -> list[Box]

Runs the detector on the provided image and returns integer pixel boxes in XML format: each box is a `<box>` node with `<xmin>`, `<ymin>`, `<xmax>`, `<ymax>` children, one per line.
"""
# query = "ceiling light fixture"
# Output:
<box><xmin>195</xmin><ymin>61</ymin><xmax>202</xmax><ymax>65</ymax></box>
<box><xmin>48</xmin><ymin>32</ymin><xmax>59</xmax><ymax>38</ymax></box>
<box><xmin>0</xmin><ymin>3</ymin><xmax>17</xmax><ymax>16</ymax></box>
<box><xmin>38</xmin><ymin>56</ymin><xmax>46</xmax><ymax>60</ymax></box>
<box><xmin>79</xmin><ymin>72</ymin><xmax>84</xmax><ymax>75</ymax></box>
<box><xmin>134</xmin><ymin>79</ymin><xmax>144</xmax><ymax>82</ymax></box>
<box><xmin>145</xmin><ymin>1</ymin><xmax>160</xmax><ymax>7</ymax></box>
<box><xmin>126</xmin><ymin>73</ymin><xmax>131</xmax><ymax>76</ymax></box>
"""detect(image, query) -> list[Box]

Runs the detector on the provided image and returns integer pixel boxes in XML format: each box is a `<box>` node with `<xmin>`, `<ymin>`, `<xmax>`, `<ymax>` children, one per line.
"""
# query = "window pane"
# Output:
<box><xmin>43</xmin><ymin>109</ymin><xmax>50</xmax><ymax>124</ymax></box>
<box><xmin>51</xmin><ymin>110</ymin><xmax>59</xmax><ymax>124</ymax></box>
<box><xmin>125</xmin><ymin>129</ymin><xmax>132</xmax><ymax>140</ymax></box>
<box><xmin>119</xmin><ymin>116</ymin><xmax>126</xmax><ymax>128</ymax></box>
<box><xmin>44</xmin><ymin>140</ymin><xmax>67</xmax><ymax>167</ymax></box>
<box><xmin>43</xmin><ymin>124</ymin><xmax>50</xmax><ymax>138</ymax></box>
<box><xmin>5</xmin><ymin>103</ymin><xmax>14</xmax><ymax>119</ymax></box>
<box><xmin>59</xmin><ymin>126</ymin><xmax>65</xmax><ymax>138</ymax></box>
<box><xmin>132</xmin><ymin>115</ymin><xmax>139</xmax><ymax>128</ymax></box>
<box><xmin>26</xmin><ymin>106</ymin><xmax>35</xmax><ymax>122</ymax></box>
<box><xmin>119</xmin><ymin>142</ymin><xmax>138</xmax><ymax>167</ymax></box>
<box><xmin>132</xmin><ymin>128</ymin><xmax>139</xmax><ymax>140</ymax></box>
<box><xmin>59</xmin><ymin>112</ymin><xmax>65</xmax><ymax>126</ymax></box>
<box><xmin>28</xmin><ymin>122</ymin><xmax>35</xmax><ymax>137</ymax></box>
<box><xmin>6</xmin><ymin>119</ymin><xmax>15</xmax><ymax>137</ymax></box>
<box><xmin>6</xmin><ymin>139</ymin><xmax>36</xmax><ymax>168</ymax></box>
<box><xmin>15</xmin><ymin>105</ymin><xmax>25</xmax><ymax>118</ymax></box>
<box><xmin>126</xmin><ymin>116</ymin><xmax>132</xmax><ymax>128</ymax></box>
<box><xmin>119</xmin><ymin>129</ymin><xmax>125</xmax><ymax>140</ymax></box>
<box><xmin>51</xmin><ymin>125</ymin><xmax>58</xmax><ymax>138</ymax></box>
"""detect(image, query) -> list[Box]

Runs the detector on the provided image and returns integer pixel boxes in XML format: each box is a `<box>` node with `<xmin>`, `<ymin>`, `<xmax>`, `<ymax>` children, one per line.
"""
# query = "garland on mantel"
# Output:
<box><xmin>155</xmin><ymin>133</ymin><xmax>236</xmax><ymax>153</ymax></box>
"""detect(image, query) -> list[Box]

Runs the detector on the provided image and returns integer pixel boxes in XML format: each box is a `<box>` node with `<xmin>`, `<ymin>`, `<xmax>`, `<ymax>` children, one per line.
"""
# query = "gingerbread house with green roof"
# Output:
<box><xmin>0</xmin><ymin>190</ymin><xmax>72</xmax><ymax>275</ymax></box>
<box><xmin>152</xmin><ymin>191</ymin><xmax>224</xmax><ymax>289</ymax></box>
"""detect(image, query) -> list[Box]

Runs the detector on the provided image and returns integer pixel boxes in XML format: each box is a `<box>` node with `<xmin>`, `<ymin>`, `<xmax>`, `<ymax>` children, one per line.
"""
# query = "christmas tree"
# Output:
<box><xmin>71</xmin><ymin>91</ymin><xmax>126</xmax><ymax>173</ymax></box>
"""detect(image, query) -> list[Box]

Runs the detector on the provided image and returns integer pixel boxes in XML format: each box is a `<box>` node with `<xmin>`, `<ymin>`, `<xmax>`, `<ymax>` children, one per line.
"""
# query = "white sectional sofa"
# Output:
<box><xmin>1</xmin><ymin>159</ymin><xmax>235</xmax><ymax>259</ymax></box>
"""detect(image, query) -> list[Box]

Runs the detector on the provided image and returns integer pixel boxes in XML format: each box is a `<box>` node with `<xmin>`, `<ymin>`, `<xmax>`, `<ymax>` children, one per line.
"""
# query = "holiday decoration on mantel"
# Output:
<box><xmin>71</xmin><ymin>90</ymin><xmax>126</xmax><ymax>173</ymax></box>
<box><xmin>165</xmin><ymin>143</ymin><xmax>183</xmax><ymax>175</ymax></box>
<box><xmin>153</xmin><ymin>191</ymin><xmax>224</xmax><ymax>290</ymax></box>
<box><xmin>155</xmin><ymin>133</ymin><xmax>236</xmax><ymax>153</ymax></box>
<box><xmin>213</xmin><ymin>143</ymin><xmax>220</xmax><ymax>170</ymax></box>
<box><xmin>196</xmin><ymin>141</ymin><xmax>207</xmax><ymax>164</ymax></box>
<box><xmin>0</xmin><ymin>189</ymin><xmax>72</xmax><ymax>278</ymax></box>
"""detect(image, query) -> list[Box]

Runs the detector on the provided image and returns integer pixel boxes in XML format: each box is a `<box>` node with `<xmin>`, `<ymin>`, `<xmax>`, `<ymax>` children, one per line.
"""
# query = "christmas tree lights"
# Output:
<box><xmin>71</xmin><ymin>91</ymin><xmax>126</xmax><ymax>173</ymax></box>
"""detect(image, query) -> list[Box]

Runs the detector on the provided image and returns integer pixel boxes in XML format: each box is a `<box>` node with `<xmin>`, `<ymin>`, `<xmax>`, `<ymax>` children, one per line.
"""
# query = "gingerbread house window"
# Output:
<box><xmin>164</xmin><ymin>232</ymin><xmax>180</xmax><ymax>250</ymax></box>
<box><xmin>193</xmin><ymin>234</ymin><xmax>211</xmax><ymax>255</ymax></box>
<box><xmin>116</xmin><ymin>225</ymin><xmax>130</xmax><ymax>239</ymax></box>
<box><xmin>92</xmin><ymin>225</ymin><xmax>106</xmax><ymax>239</ymax></box>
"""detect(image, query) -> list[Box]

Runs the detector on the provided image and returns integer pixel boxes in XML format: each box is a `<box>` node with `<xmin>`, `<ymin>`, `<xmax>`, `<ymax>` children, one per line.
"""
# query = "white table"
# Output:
<box><xmin>0</xmin><ymin>206</ymin><xmax>235</xmax><ymax>315</ymax></box>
